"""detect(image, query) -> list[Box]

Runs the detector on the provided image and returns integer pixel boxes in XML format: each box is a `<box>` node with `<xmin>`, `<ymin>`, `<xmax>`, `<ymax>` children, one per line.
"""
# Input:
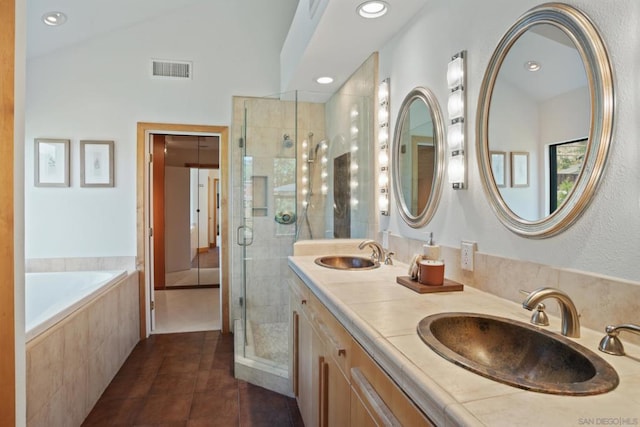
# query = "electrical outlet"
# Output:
<box><xmin>461</xmin><ymin>241</ymin><xmax>476</xmax><ymax>271</ymax></box>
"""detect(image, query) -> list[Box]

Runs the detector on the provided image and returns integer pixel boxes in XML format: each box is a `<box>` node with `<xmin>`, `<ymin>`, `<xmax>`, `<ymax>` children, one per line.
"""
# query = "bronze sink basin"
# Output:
<box><xmin>314</xmin><ymin>255</ymin><xmax>379</xmax><ymax>270</ymax></box>
<box><xmin>417</xmin><ymin>312</ymin><xmax>619</xmax><ymax>395</ymax></box>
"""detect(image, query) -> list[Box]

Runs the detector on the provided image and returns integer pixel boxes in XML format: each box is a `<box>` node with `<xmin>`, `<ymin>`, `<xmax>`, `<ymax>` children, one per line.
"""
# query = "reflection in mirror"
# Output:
<box><xmin>333</xmin><ymin>152</ymin><xmax>351</xmax><ymax>237</ymax></box>
<box><xmin>489</xmin><ymin>23</ymin><xmax>588</xmax><ymax>221</ymax></box>
<box><xmin>392</xmin><ymin>87</ymin><xmax>445</xmax><ymax>228</ymax></box>
<box><xmin>477</xmin><ymin>3</ymin><xmax>614</xmax><ymax>238</ymax></box>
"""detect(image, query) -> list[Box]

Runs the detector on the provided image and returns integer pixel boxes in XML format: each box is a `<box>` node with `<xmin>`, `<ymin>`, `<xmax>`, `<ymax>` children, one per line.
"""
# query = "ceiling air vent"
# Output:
<box><xmin>151</xmin><ymin>59</ymin><xmax>192</xmax><ymax>80</ymax></box>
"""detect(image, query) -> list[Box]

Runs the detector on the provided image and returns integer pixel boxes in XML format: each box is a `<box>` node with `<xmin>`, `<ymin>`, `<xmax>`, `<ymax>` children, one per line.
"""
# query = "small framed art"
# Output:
<box><xmin>80</xmin><ymin>140</ymin><xmax>114</xmax><ymax>187</ymax></box>
<box><xmin>511</xmin><ymin>151</ymin><xmax>529</xmax><ymax>188</ymax></box>
<box><xmin>490</xmin><ymin>151</ymin><xmax>506</xmax><ymax>188</ymax></box>
<box><xmin>35</xmin><ymin>138</ymin><xmax>70</xmax><ymax>187</ymax></box>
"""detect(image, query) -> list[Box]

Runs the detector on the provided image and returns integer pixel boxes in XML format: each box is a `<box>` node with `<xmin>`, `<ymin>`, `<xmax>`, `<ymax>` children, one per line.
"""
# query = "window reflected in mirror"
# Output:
<box><xmin>549</xmin><ymin>138</ymin><xmax>587</xmax><ymax>213</ymax></box>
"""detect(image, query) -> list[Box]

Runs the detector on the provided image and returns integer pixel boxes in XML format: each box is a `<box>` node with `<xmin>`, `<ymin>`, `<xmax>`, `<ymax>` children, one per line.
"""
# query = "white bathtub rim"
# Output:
<box><xmin>25</xmin><ymin>270</ymin><xmax>128</xmax><ymax>343</ymax></box>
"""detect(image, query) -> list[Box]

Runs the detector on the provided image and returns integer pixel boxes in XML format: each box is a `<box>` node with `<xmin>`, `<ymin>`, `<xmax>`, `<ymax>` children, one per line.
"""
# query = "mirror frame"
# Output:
<box><xmin>392</xmin><ymin>87</ymin><xmax>445</xmax><ymax>228</ymax></box>
<box><xmin>476</xmin><ymin>2</ymin><xmax>614</xmax><ymax>238</ymax></box>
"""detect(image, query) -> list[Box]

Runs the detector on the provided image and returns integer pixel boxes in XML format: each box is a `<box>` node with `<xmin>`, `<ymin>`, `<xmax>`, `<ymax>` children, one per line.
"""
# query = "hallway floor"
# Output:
<box><xmin>154</xmin><ymin>288</ymin><xmax>220</xmax><ymax>333</ymax></box>
<box><xmin>82</xmin><ymin>331</ymin><xmax>303</xmax><ymax>426</ymax></box>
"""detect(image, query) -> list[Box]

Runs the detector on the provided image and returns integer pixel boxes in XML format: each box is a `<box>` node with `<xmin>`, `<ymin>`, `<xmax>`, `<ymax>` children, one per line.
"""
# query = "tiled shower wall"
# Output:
<box><xmin>386</xmin><ymin>233</ymin><xmax>640</xmax><ymax>347</ymax></box>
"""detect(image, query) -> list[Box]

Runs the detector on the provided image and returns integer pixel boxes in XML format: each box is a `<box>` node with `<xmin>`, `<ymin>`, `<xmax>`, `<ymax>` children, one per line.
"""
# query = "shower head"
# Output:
<box><xmin>308</xmin><ymin>141</ymin><xmax>324</xmax><ymax>162</ymax></box>
<box><xmin>282</xmin><ymin>134</ymin><xmax>293</xmax><ymax>148</ymax></box>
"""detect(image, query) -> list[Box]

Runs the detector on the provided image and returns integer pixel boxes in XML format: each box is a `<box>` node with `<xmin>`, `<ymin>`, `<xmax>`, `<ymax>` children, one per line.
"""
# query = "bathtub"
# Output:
<box><xmin>25</xmin><ymin>270</ymin><xmax>127</xmax><ymax>341</ymax></box>
<box><xmin>26</xmin><ymin>269</ymin><xmax>140</xmax><ymax>425</ymax></box>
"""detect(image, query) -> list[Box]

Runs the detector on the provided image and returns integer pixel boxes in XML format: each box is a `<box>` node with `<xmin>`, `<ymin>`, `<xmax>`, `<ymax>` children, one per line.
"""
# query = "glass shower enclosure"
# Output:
<box><xmin>231</xmin><ymin>82</ymin><xmax>375</xmax><ymax>394</ymax></box>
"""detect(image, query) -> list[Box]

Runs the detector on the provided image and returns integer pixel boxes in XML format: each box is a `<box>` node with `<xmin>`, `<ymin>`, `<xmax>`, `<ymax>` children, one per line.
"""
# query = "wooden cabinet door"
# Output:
<box><xmin>322</xmin><ymin>354</ymin><xmax>351</xmax><ymax>427</ymax></box>
<box><xmin>296</xmin><ymin>307</ymin><xmax>323</xmax><ymax>427</ymax></box>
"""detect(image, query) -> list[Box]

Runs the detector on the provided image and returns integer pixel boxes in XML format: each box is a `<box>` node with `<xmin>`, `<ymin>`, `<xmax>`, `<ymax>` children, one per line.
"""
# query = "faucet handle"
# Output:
<box><xmin>599</xmin><ymin>324</ymin><xmax>640</xmax><ymax>356</ymax></box>
<box><xmin>530</xmin><ymin>303</ymin><xmax>550</xmax><ymax>326</ymax></box>
<box><xmin>383</xmin><ymin>251</ymin><xmax>394</xmax><ymax>265</ymax></box>
<box><xmin>520</xmin><ymin>289</ymin><xmax>549</xmax><ymax>326</ymax></box>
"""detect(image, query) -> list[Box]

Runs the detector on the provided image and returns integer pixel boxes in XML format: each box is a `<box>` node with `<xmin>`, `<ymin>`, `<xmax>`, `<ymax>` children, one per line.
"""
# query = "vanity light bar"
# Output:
<box><xmin>447</xmin><ymin>52</ymin><xmax>466</xmax><ymax>189</ymax></box>
<box><xmin>378</xmin><ymin>78</ymin><xmax>391</xmax><ymax>215</ymax></box>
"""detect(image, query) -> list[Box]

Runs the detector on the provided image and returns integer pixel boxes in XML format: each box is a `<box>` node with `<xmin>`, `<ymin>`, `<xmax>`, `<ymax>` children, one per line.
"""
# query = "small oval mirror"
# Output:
<box><xmin>477</xmin><ymin>3</ymin><xmax>614</xmax><ymax>238</ymax></box>
<box><xmin>392</xmin><ymin>87</ymin><xmax>445</xmax><ymax>228</ymax></box>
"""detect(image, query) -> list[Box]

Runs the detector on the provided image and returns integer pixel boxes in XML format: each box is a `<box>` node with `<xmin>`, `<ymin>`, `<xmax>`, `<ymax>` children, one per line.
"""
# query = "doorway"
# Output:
<box><xmin>136</xmin><ymin>122</ymin><xmax>230</xmax><ymax>337</ymax></box>
<box><xmin>153</xmin><ymin>134</ymin><xmax>220</xmax><ymax>289</ymax></box>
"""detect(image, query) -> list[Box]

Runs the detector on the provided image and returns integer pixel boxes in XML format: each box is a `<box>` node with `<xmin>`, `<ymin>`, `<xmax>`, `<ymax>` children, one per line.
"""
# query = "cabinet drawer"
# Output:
<box><xmin>351</xmin><ymin>342</ymin><xmax>434</xmax><ymax>427</ymax></box>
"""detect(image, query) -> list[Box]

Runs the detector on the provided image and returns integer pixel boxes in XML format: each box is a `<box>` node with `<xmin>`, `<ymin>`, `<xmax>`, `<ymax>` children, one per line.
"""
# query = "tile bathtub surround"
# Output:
<box><xmin>27</xmin><ymin>272</ymin><xmax>140</xmax><ymax>426</ymax></box>
<box><xmin>25</xmin><ymin>256</ymin><xmax>137</xmax><ymax>273</ymax></box>
<box><xmin>385</xmin><ymin>233</ymin><xmax>640</xmax><ymax>347</ymax></box>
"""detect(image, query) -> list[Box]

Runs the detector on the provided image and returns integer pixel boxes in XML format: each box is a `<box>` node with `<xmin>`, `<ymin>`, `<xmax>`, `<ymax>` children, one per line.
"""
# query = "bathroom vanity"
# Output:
<box><xmin>288</xmin><ymin>245</ymin><xmax>640</xmax><ymax>426</ymax></box>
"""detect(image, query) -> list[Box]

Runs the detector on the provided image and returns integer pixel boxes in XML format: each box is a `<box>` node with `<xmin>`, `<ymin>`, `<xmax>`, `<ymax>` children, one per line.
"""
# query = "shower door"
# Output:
<box><xmin>237</xmin><ymin>96</ymin><xmax>297</xmax><ymax>372</ymax></box>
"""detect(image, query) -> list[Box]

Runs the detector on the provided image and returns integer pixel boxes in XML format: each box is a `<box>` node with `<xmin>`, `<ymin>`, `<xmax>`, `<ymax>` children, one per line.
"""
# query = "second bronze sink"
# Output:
<box><xmin>417</xmin><ymin>312</ymin><xmax>618</xmax><ymax>395</ymax></box>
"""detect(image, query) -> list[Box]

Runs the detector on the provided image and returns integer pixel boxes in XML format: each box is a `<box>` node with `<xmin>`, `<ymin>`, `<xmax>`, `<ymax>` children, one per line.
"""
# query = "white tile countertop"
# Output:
<box><xmin>288</xmin><ymin>252</ymin><xmax>640</xmax><ymax>426</ymax></box>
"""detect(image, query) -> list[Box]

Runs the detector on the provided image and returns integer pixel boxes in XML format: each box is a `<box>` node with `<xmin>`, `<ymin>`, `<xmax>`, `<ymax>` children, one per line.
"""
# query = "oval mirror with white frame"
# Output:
<box><xmin>392</xmin><ymin>87</ymin><xmax>445</xmax><ymax>228</ymax></box>
<box><xmin>477</xmin><ymin>2</ymin><xmax>614</xmax><ymax>238</ymax></box>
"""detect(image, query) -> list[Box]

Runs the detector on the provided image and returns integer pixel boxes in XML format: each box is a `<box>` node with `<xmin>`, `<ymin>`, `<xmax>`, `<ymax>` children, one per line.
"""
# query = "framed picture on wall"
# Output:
<box><xmin>35</xmin><ymin>138</ymin><xmax>70</xmax><ymax>187</ymax></box>
<box><xmin>511</xmin><ymin>151</ymin><xmax>529</xmax><ymax>188</ymax></box>
<box><xmin>490</xmin><ymin>151</ymin><xmax>506</xmax><ymax>188</ymax></box>
<box><xmin>80</xmin><ymin>140</ymin><xmax>114</xmax><ymax>187</ymax></box>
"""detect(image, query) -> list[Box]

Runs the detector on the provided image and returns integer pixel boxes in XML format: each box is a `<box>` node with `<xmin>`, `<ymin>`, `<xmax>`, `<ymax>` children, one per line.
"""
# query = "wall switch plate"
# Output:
<box><xmin>461</xmin><ymin>241</ymin><xmax>476</xmax><ymax>271</ymax></box>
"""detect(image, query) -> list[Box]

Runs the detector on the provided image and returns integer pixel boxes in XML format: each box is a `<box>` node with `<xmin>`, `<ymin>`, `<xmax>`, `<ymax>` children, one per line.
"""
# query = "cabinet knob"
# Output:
<box><xmin>301</xmin><ymin>299</ymin><xmax>307</xmax><ymax>305</ymax></box>
<box><xmin>337</xmin><ymin>349</ymin><xmax>346</xmax><ymax>357</ymax></box>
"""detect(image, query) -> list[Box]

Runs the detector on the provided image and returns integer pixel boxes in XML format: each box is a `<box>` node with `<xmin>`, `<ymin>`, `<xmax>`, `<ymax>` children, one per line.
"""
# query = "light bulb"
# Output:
<box><xmin>448</xmin><ymin>155</ymin><xmax>465</xmax><ymax>184</ymax></box>
<box><xmin>379</xmin><ymin>80</ymin><xmax>389</xmax><ymax>104</ymax></box>
<box><xmin>447</xmin><ymin>56</ymin><xmax>464</xmax><ymax>89</ymax></box>
<box><xmin>378</xmin><ymin>171</ymin><xmax>388</xmax><ymax>187</ymax></box>
<box><xmin>448</xmin><ymin>89</ymin><xmax>464</xmax><ymax>120</ymax></box>
<box><xmin>379</xmin><ymin>150</ymin><xmax>389</xmax><ymax>167</ymax></box>
<box><xmin>378</xmin><ymin>107</ymin><xmax>388</xmax><ymax>123</ymax></box>
<box><xmin>447</xmin><ymin>121</ymin><xmax>464</xmax><ymax>152</ymax></box>
<box><xmin>379</xmin><ymin>127</ymin><xmax>389</xmax><ymax>145</ymax></box>
<box><xmin>378</xmin><ymin>194</ymin><xmax>389</xmax><ymax>210</ymax></box>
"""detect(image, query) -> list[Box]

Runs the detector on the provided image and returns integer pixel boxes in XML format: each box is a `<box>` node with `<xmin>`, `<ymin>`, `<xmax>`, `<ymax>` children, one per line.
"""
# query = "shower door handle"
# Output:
<box><xmin>237</xmin><ymin>225</ymin><xmax>254</xmax><ymax>246</ymax></box>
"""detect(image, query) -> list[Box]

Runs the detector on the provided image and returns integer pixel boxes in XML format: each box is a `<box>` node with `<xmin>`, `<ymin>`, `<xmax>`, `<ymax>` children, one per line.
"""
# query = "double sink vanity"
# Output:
<box><xmin>288</xmin><ymin>240</ymin><xmax>640</xmax><ymax>426</ymax></box>
<box><xmin>286</xmin><ymin>2</ymin><xmax>639</xmax><ymax>425</ymax></box>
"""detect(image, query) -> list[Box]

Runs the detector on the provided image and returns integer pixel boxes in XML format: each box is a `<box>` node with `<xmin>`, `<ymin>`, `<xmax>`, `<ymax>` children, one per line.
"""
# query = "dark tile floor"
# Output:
<box><xmin>82</xmin><ymin>331</ymin><xmax>304</xmax><ymax>426</ymax></box>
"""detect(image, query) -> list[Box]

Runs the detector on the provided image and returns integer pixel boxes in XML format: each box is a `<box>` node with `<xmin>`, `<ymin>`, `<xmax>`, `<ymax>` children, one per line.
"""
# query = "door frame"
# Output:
<box><xmin>0</xmin><ymin>0</ymin><xmax>15</xmax><ymax>422</ymax></box>
<box><xmin>137</xmin><ymin>122</ymin><xmax>230</xmax><ymax>336</ymax></box>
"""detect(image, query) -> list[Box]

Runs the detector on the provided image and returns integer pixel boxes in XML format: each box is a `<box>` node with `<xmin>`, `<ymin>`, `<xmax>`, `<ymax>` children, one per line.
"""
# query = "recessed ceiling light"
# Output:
<box><xmin>524</xmin><ymin>60</ymin><xmax>541</xmax><ymax>72</ymax></box>
<box><xmin>42</xmin><ymin>11</ymin><xmax>67</xmax><ymax>26</ymax></box>
<box><xmin>357</xmin><ymin>1</ymin><xmax>389</xmax><ymax>19</ymax></box>
<box><xmin>316</xmin><ymin>76</ymin><xmax>334</xmax><ymax>85</ymax></box>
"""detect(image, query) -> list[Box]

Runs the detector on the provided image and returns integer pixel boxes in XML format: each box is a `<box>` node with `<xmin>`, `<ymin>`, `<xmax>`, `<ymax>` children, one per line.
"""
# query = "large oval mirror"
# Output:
<box><xmin>477</xmin><ymin>3</ymin><xmax>614</xmax><ymax>238</ymax></box>
<box><xmin>392</xmin><ymin>87</ymin><xmax>445</xmax><ymax>228</ymax></box>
